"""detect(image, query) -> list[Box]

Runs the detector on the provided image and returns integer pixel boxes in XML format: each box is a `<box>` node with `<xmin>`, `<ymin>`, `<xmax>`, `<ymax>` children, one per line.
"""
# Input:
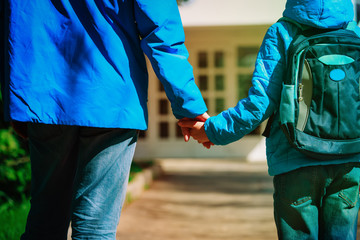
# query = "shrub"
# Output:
<box><xmin>0</xmin><ymin>128</ymin><xmax>30</xmax><ymax>210</ymax></box>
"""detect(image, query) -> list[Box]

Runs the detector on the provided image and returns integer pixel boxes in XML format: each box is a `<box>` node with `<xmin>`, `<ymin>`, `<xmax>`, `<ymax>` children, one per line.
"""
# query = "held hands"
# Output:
<box><xmin>178</xmin><ymin>112</ymin><xmax>214</xmax><ymax>149</ymax></box>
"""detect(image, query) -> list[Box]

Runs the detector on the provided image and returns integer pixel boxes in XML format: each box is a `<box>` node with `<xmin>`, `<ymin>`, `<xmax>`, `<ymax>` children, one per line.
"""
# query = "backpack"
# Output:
<box><xmin>269</xmin><ymin>17</ymin><xmax>360</xmax><ymax>159</ymax></box>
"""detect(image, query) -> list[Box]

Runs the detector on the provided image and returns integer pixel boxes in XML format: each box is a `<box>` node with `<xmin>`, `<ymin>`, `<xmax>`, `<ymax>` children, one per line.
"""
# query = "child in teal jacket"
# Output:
<box><xmin>179</xmin><ymin>0</ymin><xmax>360</xmax><ymax>238</ymax></box>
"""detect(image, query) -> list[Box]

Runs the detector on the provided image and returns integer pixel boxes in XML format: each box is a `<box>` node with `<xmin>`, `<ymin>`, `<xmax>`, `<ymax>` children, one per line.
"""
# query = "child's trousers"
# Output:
<box><xmin>273</xmin><ymin>162</ymin><xmax>360</xmax><ymax>240</ymax></box>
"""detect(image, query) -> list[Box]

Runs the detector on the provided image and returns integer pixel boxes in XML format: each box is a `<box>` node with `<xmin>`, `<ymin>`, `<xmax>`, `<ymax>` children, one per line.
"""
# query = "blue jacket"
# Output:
<box><xmin>1</xmin><ymin>0</ymin><xmax>207</xmax><ymax>130</ymax></box>
<box><xmin>204</xmin><ymin>0</ymin><xmax>360</xmax><ymax>176</ymax></box>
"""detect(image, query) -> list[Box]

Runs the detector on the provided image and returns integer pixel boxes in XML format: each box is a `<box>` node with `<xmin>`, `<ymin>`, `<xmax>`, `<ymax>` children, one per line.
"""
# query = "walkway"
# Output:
<box><xmin>116</xmin><ymin>159</ymin><xmax>277</xmax><ymax>240</ymax></box>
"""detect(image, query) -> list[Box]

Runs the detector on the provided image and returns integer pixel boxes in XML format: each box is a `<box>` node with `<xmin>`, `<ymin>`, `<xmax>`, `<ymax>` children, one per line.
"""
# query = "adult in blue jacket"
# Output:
<box><xmin>1</xmin><ymin>1</ymin><xmax>207</xmax><ymax>239</ymax></box>
<box><xmin>179</xmin><ymin>0</ymin><xmax>360</xmax><ymax>239</ymax></box>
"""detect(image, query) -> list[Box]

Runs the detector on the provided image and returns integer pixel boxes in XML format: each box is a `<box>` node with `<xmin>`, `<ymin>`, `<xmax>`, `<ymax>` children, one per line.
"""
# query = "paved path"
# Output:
<box><xmin>116</xmin><ymin>159</ymin><xmax>277</xmax><ymax>240</ymax></box>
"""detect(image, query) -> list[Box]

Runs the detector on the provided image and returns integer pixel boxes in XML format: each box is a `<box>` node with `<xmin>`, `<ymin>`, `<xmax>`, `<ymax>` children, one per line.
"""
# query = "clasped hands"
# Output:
<box><xmin>178</xmin><ymin>112</ymin><xmax>214</xmax><ymax>149</ymax></box>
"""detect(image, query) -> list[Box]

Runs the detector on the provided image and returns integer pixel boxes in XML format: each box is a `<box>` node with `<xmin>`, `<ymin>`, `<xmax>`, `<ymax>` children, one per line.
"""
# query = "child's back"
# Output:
<box><xmin>180</xmin><ymin>0</ymin><xmax>360</xmax><ymax>239</ymax></box>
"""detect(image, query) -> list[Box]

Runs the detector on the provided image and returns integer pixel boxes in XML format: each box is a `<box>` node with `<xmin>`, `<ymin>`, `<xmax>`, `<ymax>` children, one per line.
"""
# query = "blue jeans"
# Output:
<box><xmin>273</xmin><ymin>162</ymin><xmax>360</xmax><ymax>240</ymax></box>
<box><xmin>21</xmin><ymin>124</ymin><xmax>137</xmax><ymax>240</ymax></box>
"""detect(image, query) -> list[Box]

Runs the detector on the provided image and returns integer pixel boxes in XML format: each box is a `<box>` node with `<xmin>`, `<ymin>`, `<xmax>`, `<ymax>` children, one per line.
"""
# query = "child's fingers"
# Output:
<box><xmin>181</xmin><ymin>127</ymin><xmax>191</xmax><ymax>142</ymax></box>
<box><xmin>202</xmin><ymin>142</ymin><xmax>213</xmax><ymax>149</ymax></box>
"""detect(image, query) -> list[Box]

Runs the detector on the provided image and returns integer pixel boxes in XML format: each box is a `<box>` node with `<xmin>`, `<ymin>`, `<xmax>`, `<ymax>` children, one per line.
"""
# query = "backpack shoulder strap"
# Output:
<box><xmin>262</xmin><ymin>18</ymin><xmax>307</xmax><ymax>138</ymax></box>
<box><xmin>262</xmin><ymin>114</ymin><xmax>275</xmax><ymax>138</ymax></box>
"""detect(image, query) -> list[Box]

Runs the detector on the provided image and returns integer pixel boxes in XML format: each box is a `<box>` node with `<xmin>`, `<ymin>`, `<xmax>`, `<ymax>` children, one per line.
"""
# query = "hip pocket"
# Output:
<box><xmin>338</xmin><ymin>163</ymin><xmax>360</xmax><ymax>208</ymax></box>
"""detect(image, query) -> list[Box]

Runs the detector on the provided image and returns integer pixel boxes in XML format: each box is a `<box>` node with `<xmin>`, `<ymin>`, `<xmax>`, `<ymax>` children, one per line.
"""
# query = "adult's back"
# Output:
<box><xmin>1</xmin><ymin>0</ymin><xmax>207</xmax><ymax>129</ymax></box>
<box><xmin>1</xmin><ymin>1</ymin><xmax>208</xmax><ymax>239</ymax></box>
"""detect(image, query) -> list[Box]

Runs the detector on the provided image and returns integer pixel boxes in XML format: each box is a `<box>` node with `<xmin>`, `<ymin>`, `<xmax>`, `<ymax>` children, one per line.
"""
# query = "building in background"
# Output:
<box><xmin>354</xmin><ymin>0</ymin><xmax>360</xmax><ymax>22</ymax></box>
<box><xmin>135</xmin><ymin>0</ymin><xmax>358</xmax><ymax>161</ymax></box>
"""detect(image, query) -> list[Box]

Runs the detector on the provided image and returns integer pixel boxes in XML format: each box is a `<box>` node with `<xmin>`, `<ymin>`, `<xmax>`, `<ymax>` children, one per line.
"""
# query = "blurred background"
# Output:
<box><xmin>1</xmin><ymin>0</ymin><xmax>360</xmax><ymax>239</ymax></box>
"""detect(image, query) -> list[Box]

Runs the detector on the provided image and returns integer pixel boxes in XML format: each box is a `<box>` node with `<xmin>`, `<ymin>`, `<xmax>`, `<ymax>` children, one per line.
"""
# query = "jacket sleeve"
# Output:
<box><xmin>134</xmin><ymin>0</ymin><xmax>207</xmax><ymax>119</ymax></box>
<box><xmin>204</xmin><ymin>24</ymin><xmax>288</xmax><ymax>145</ymax></box>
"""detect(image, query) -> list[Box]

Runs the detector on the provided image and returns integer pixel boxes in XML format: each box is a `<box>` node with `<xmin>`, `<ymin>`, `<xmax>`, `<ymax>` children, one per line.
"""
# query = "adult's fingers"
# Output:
<box><xmin>178</xmin><ymin>120</ymin><xmax>201</xmax><ymax>128</ymax></box>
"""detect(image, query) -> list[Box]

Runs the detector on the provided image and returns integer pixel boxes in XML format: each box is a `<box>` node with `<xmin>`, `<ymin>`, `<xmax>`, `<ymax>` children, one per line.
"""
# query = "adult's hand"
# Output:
<box><xmin>179</xmin><ymin>112</ymin><xmax>210</xmax><ymax>142</ymax></box>
<box><xmin>178</xmin><ymin>120</ymin><xmax>210</xmax><ymax>143</ymax></box>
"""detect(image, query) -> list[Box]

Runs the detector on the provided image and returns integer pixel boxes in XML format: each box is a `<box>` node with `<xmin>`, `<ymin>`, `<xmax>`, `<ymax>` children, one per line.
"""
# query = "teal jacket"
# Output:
<box><xmin>1</xmin><ymin>0</ymin><xmax>207</xmax><ymax>130</ymax></box>
<box><xmin>204</xmin><ymin>0</ymin><xmax>360</xmax><ymax>176</ymax></box>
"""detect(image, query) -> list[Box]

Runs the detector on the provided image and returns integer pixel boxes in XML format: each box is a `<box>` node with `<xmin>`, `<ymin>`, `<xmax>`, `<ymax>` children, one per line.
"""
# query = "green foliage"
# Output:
<box><xmin>0</xmin><ymin>128</ymin><xmax>30</xmax><ymax>209</ymax></box>
<box><xmin>0</xmin><ymin>92</ymin><xmax>30</xmax><ymax>238</ymax></box>
<box><xmin>128</xmin><ymin>161</ymin><xmax>153</xmax><ymax>182</ymax></box>
<box><xmin>0</xmin><ymin>128</ymin><xmax>25</xmax><ymax>158</ymax></box>
<box><xmin>128</xmin><ymin>162</ymin><xmax>143</xmax><ymax>182</ymax></box>
<box><xmin>0</xmin><ymin>200</ymin><xmax>30</xmax><ymax>240</ymax></box>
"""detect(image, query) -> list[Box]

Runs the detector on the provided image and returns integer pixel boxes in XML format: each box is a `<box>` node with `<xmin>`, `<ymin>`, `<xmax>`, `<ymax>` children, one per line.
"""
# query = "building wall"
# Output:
<box><xmin>134</xmin><ymin>25</ymin><xmax>271</xmax><ymax>161</ymax></box>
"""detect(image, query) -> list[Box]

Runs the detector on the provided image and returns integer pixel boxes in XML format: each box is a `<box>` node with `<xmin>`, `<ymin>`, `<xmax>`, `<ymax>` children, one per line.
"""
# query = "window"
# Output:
<box><xmin>198</xmin><ymin>52</ymin><xmax>208</xmax><ymax>68</ymax></box>
<box><xmin>199</xmin><ymin>75</ymin><xmax>208</xmax><ymax>91</ymax></box>
<box><xmin>237</xmin><ymin>47</ymin><xmax>258</xmax><ymax>67</ymax></box>
<box><xmin>176</xmin><ymin>123</ymin><xmax>183</xmax><ymax>138</ymax></box>
<box><xmin>159</xmin><ymin>99</ymin><xmax>168</xmax><ymax>115</ymax></box>
<box><xmin>215</xmin><ymin>75</ymin><xmax>225</xmax><ymax>91</ymax></box>
<box><xmin>214</xmin><ymin>51</ymin><xmax>224</xmax><ymax>68</ymax></box>
<box><xmin>215</xmin><ymin>98</ymin><xmax>225</xmax><ymax>114</ymax></box>
<box><xmin>356</xmin><ymin>1</ymin><xmax>360</xmax><ymax>23</ymax></box>
<box><xmin>236</xmin><ymin>46</ymin><xmax>262</xmax><ymax>136</ymax></box>
<box><xmin>159</xmin><ymin>122</ymin><xmax>169</xmax><ymax>138</ymax></box>
<box><xmin>159</xmin><ymin>80</ymin><xmax>165</xmax><ymax>92</ymax></box>
<box><xmin>238</xmin><ymin>74</ymin><xmax>252</xmax><ymax>99</ymax></box>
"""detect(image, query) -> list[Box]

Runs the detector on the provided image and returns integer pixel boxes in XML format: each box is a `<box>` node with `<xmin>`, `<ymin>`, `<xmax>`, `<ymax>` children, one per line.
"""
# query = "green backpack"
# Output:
<box><xmin>275</xmin><ymin>17</ymin><xmax>360</xmax><ymax>159</ymax></box>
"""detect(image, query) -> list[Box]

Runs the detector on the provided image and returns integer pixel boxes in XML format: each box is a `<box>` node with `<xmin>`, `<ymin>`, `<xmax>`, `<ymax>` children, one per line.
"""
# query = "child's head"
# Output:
<box><xmin>283</xmin><ymin>0</ymin><xmax>354</xmax><ymax>29</ymax></box>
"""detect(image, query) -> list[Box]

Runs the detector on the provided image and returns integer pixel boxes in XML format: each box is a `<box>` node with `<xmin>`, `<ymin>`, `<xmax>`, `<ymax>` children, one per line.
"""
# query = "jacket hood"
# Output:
<box><xmin>283</xmin><ymin>0</ymin><xmax>354</xmax><ymax>29</ymax></box>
